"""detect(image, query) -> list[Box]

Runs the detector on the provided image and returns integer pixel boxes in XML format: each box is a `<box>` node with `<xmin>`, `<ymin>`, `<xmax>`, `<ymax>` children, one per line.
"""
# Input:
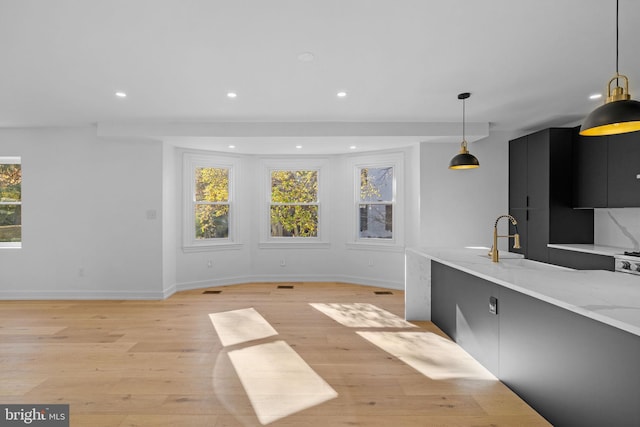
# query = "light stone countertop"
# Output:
<box><xmin>407</xmin><ymin>247</ymin><xmax>640</xmax><ymax>337</ymax></box>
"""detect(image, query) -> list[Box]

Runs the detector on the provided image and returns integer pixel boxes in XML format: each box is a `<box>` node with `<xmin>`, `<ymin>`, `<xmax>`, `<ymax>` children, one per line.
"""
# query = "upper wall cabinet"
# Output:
<box><xmin>608</xmin><ymin>132</ymin><xmax>640</xmax><ymax>207</ymax></box>
<box><xmin>573</xmin><ymin>133</ymin><xmax>608</xmax><ymax>208</ymax></box>
<box><xmin>574</xmin><ymin>130</ymin><xmax>640</xmax><ymax>208</ymax></box>
<box><xmin>509</xmin><ymin>128</ymin><xmax>594</xmax><ymax>263</ymax></box>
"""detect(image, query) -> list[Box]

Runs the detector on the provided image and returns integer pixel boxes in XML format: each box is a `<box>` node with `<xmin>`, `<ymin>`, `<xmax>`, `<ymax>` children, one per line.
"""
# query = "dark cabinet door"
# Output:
<box><xmin>509</xmin><ymin>136</ymin><xmax>529</xmax><ymax>257</ymax></box>
<box><xmin>526</xmin><ymin>130</ymin><xmax>550</xmax><ymax>211</ymax></box>
<box><xmin>522</xmin><ymin>130</ymin><xmax>551</xmax><ymax>263</ymax></box>
<box><xmin>509</xmin><ymin>136</ymin><xmax>528</xmax><ymax>209</ymax></box>
<box><xmin>573</xmin><ymin>134</ymin><xmax>608</xmax><ymax>208</ymax></box>
<box><xmin>526</xmin><ymin>207</ymin><xmax>550</xmax><ymax>263</ymax></box>
<box><xmin>548</xmin><ymin>248</ymin><xmax>614</xmax><ymax>271</ymax></box>
<box><xmin>608</xmin><ymin>132</ymin><xmax>640</xmax><ymax>207</ymax></box>
<box><xmin>508</xmin><ymin>208</ymin><xmax>527</xmax><ymax>256</ymax></box>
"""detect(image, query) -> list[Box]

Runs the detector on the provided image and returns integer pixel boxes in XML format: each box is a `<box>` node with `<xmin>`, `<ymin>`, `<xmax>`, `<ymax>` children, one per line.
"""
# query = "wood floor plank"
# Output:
<box><xmin>0</xmin><ymin>282</ymin><xmax>551</xmax><ymax>426</ymax></box>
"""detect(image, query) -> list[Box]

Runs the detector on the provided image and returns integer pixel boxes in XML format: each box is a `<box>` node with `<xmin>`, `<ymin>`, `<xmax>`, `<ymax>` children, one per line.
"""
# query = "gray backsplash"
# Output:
<box><xmin>594</xmin><ymin>208</ymin><xmax>640</xmax><ymax>250</ymax></box>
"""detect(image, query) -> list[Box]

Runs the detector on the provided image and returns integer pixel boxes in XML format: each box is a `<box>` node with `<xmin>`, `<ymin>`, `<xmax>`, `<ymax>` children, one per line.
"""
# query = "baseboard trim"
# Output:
<box><xmin>0</xmin><ymin>290</ymin><xmax>168</xmax><ymax>300</ymax></box>
<box><xmin>176</xmin><ymin>274</ymin><xmax>403</xmax><ymax>292</ymax></box>
<box><xmin>0</xmin><ymin>275</ymin><xmax>403</xmax><ymax>301</ymax></box>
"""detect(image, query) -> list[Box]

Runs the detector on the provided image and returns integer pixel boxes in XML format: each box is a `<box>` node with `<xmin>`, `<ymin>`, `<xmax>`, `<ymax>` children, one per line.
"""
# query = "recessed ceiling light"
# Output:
<box><xmin>349</xmin><ymin>145</ymin><xmax>357</xmax><ymax>150</ymax></box>
<box><xmin>297</xmin><ymin>52</ymin><xmax>315</xmax><ymax>62</ymax></box>
<box><xmin>228</xmin><ymin>145</ymin><xmax>236</xmax><ymax>149</ymax></box>
<box><xmin>115</xmin><ymin>91</ymin><xmax>127</xmax><ymax>98</ymax></box>
<box><xmin>227</xmin><ymin>92</ymin><xmax>237</xmax><ymax>98</ymax></box>
<box><xmin>589</xmin><ymin>93</ymin><xmax>603</xmax><ymax>100</ymax></box>
<box><xmin>337</xmin><ymin>91</ymin><xmax>347</xmax><ymax>98</ymax></box>
<box><xmin>295</xmin><ymin>145</ymin><xmax>303</xmax><ymax>149</ymax></box>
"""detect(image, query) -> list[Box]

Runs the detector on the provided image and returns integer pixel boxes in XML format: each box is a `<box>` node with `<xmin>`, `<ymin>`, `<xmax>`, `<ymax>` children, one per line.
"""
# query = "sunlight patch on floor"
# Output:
<box><xmin>357</xmin><ymin>331</ymin><xmax>497</xmax><ymax>381</ymax></box>
<box><xmin>310</xmin><ymin>303</ymin><xmax>416</xmax><ymax>328</ymax></box>
<box><xmin>209</xmin><ymin>307</ymin><xmax>278</xmax><ymax>347</ymax></box>
<box><xmin>227</xmin><ymin>340</ymin><xmax>338</xmax><ymax>425</ymax></box>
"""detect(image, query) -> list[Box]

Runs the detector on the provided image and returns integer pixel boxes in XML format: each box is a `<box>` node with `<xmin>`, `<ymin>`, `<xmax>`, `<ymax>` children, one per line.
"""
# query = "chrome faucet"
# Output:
<box><xmin>489</xmin><ymin>215</ymin><xmax>521</xmax><ymax>262</ymax></box>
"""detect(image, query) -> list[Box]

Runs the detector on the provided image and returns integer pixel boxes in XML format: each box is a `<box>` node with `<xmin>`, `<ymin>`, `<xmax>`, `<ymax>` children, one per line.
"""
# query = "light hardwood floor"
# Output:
<box><xmin>0</xmin><ymin>282</ymin><xmax>552</xmax><ymax>426</ymax></box>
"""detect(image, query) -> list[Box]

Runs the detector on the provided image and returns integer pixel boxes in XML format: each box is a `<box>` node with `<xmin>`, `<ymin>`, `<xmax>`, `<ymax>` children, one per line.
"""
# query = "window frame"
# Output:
<box><xmin>348</xmin><ymin>152</ymin><xmax>404</xmax><ymax>250</ymax></box>
<box><xmin>259</xmin><ymin>158</ymin><xmax>329</xmax><ymax>248</ymax></box>
<box><xmin>0</xmin><ymin>156</ymin><xmax>22</xmax><ymax>249</ymax></box>
<box><xmin>183</xmin><ymin>152</ymin><xmax>240</xmax><ymax>252</ymax></box>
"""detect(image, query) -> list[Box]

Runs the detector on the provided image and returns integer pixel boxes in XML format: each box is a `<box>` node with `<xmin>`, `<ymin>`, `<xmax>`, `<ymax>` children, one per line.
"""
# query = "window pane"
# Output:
<box><xmin>271</xmin><ymin>170</ymin><xmax>317</xmax><ymax>203</ymax></box>
<box><xmin>270</xmin><ymin>205</ymin><xmax>318</xmax><ymax>237</ymax></box>
<box><xmin>195</xmin><ymin>204</ymin><xmax>229</xmax><ymax>239</ymax></box>
<box><xmin>195</xmin><ymin>167</ymin><xmax>229</xmax><ymax>202</ymax></box>
<box><xmin>360</xmin><ymin>167</ymin><xmax>393</xmax><ymax>202</ymax></box>
<box><xmin>0</xmin><ymin>164</ymin><xmax>21</xmax><ymax>202</ymax></box>
<box><xmin>0</xmin><ymin>163</ymin><xmax>21</xmax><ymax>243</ymax></box>
<box><xmin>359</xmin><ymin>204</ymin><xmax>392</xmax><ymax>239</ymax></box>
<box><xmin>0</xmin><ymin>205</ymin><xmax>21</xmax><ymax>242</ymax></box>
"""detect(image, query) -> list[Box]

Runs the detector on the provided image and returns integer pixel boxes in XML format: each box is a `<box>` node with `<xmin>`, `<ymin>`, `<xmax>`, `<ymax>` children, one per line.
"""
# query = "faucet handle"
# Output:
<box><xmin>513</xmin><ymin>233</ymin><xmax>521</xmax><ymax>249</ymax></box>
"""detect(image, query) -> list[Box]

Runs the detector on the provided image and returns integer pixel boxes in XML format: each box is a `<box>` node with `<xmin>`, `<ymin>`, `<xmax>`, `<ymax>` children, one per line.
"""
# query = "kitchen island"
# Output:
<box><xmin>405</xmin><ymin>247</ymin><xmax>640</xmax><ymax>427</ymax></box>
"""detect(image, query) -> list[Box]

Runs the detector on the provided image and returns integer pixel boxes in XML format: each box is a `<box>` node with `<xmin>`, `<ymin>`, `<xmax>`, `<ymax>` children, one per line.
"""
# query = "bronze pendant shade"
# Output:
<box><xmin>449</xmin><ymin>92</ymin><xmax>479</xmax><ymax>169</ymax></box>
<box><xmin>580</xmin><ymin>0</ymin><xmax>640</xmax><ymax>136</ymax></box>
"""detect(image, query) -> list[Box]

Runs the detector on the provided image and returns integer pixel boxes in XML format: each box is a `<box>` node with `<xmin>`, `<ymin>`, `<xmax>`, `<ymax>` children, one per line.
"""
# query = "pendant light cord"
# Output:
<box><xmin>462</xmin><ymin>97</ymin><xmax>466</xmax><ymax>144</ymax></box>
<box><xmin>616</xmin><ymin>0</ymin><xmax>619</xmax><ymax>82</ymax></box>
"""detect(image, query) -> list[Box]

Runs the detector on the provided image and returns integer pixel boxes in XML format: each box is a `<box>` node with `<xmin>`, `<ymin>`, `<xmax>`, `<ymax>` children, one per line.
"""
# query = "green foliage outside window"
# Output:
<box><xmin>195</xmin><ymin>167</ymin><xmax>229</xmax><ymax>239</ymax></box>
<box><xmin>270</xmin><ymin>170</ymin><xmax>318</xmax><ymax>237</ymax></box>
<box><xmin>0</xmin><ymin>163</ymin><xmax>22</xmax><ymax>242</ymax></box>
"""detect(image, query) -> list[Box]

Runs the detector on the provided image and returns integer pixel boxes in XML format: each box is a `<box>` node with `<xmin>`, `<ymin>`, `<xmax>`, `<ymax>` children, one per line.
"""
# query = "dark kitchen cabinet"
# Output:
<box><xmin>548</xmin><ymin>247</ymin><xmax>614</xmax><ymax>271</ymax></box>
<box><xmin>508</xmin><ymin>136</ymin><xmax>528</xmax><ymax>257</ymax></box>
<box><xmin>431</xmin><ymin>262</ymin><xmax>640</xmax><ymax>427</ymax></box>
<box><xmin>509</xmin><ymin>128</ymin><xmax>594</xmax><ymax>263</ymax></box>
<box><xmin>608</xmin><ymin>131</ymin><xmax>640</xmax><ymax>207</ymax></box>
<box><xmin>573</xmin><ymin>133</ymin><xmax>608</xmax><ymax>208</ymax></box>
<box><xmin>573</xmin><ymin>130</ymin><xmax>640</xmax><ymax>208</ymax></box>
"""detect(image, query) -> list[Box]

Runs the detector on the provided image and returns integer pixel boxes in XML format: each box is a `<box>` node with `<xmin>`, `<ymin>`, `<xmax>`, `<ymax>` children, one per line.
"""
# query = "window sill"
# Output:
<box><xmin>345</xmin><ymin>242</ymin><xmax>404</xmax><ymax>252</ymax></box>
<box><xmin>0</xmin><ymin>243</ymin><xmax>22</xmax><ymax>249</ymax></box>
<box><xmin>182</xmin><ymin>243</ymin><xmax>243</xmax><ymax>253</ymax></box>
<box><xmin>259</xmin><ymin>241</ymin><xmax>331</xmax><ymax>250</ymax></box>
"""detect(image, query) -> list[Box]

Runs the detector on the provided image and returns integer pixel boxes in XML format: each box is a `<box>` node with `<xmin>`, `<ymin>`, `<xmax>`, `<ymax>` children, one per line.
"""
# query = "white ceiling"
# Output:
<box><xmin>1</xmin><ymin>0</ymin><xmax>638</xmax><ymax>154</ymax></box>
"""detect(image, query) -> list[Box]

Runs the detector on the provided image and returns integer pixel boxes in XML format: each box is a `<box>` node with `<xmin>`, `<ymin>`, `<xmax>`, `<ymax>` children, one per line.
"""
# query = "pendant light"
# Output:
<box><xmin>580</xmin><ymin>0</ymin><xmax>640</xmax><ymax>136</ymax></box>
<box><xmin>449</xmin><ymin>92</ymin><xmax>479</xmax><ymax>169</ymax></box>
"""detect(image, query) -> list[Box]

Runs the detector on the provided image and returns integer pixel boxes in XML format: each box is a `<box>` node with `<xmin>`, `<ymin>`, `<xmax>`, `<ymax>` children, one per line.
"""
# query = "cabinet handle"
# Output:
<box><xmin>526</xmin><ymin>210</ymin><xmax>529</xmax><ymax>221</ymax></box>
<box><xmin>526</xmin><ymin>196</ymin><xmax>529</xmax><ymax>207</ymax></box>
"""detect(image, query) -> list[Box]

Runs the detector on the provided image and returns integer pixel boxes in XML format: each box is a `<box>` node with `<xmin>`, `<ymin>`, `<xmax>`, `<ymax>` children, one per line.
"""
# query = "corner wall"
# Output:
<box><xmin>419</xmin><ymin>132</ymin><xmax>516</xmax><ymax>250</ymax></box>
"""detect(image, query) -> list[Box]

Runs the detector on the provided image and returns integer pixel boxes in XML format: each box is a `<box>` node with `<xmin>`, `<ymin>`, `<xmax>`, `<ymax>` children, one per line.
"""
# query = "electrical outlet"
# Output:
<box><xmin>207</xmin><ymin>260</ymin><xmax>213</xmax><ymax>268</ymax></box>
<box><xmin>280</xmin><ymin>259</ymin><xmax>286</xmax><ymax>267</ymax></box>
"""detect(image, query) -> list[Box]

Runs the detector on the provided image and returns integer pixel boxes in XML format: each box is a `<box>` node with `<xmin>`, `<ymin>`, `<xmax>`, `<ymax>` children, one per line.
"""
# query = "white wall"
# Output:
<box><xmin>1</xmin><ymin>124</ymin><xmax>515</xmax><ymax>299</ymax></box>
<box><xmin>0</xmin><ymin>127</ymin><xmax>164</xmax><ymax>299</ymax></box>
<box><xmin>419</xmin><ymin>131</ymin><xmax>518</xmax><ymax>250</ymax></box>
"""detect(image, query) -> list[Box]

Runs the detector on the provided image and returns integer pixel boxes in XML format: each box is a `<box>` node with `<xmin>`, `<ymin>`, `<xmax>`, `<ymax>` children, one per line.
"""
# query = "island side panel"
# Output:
<box><xmin>499</xmin><ymin>286</ymin><xmax>640</xmax><ymax>427</ymax></box>
<box><xmin>404</xmin><ymin>249</ymin><xmax>431</xmax><ymax>320</ymax></box>
<box><xmin>431</xmin><ymin>261</ymin><xmax>500</xmax><ymax>376</ymax></box>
